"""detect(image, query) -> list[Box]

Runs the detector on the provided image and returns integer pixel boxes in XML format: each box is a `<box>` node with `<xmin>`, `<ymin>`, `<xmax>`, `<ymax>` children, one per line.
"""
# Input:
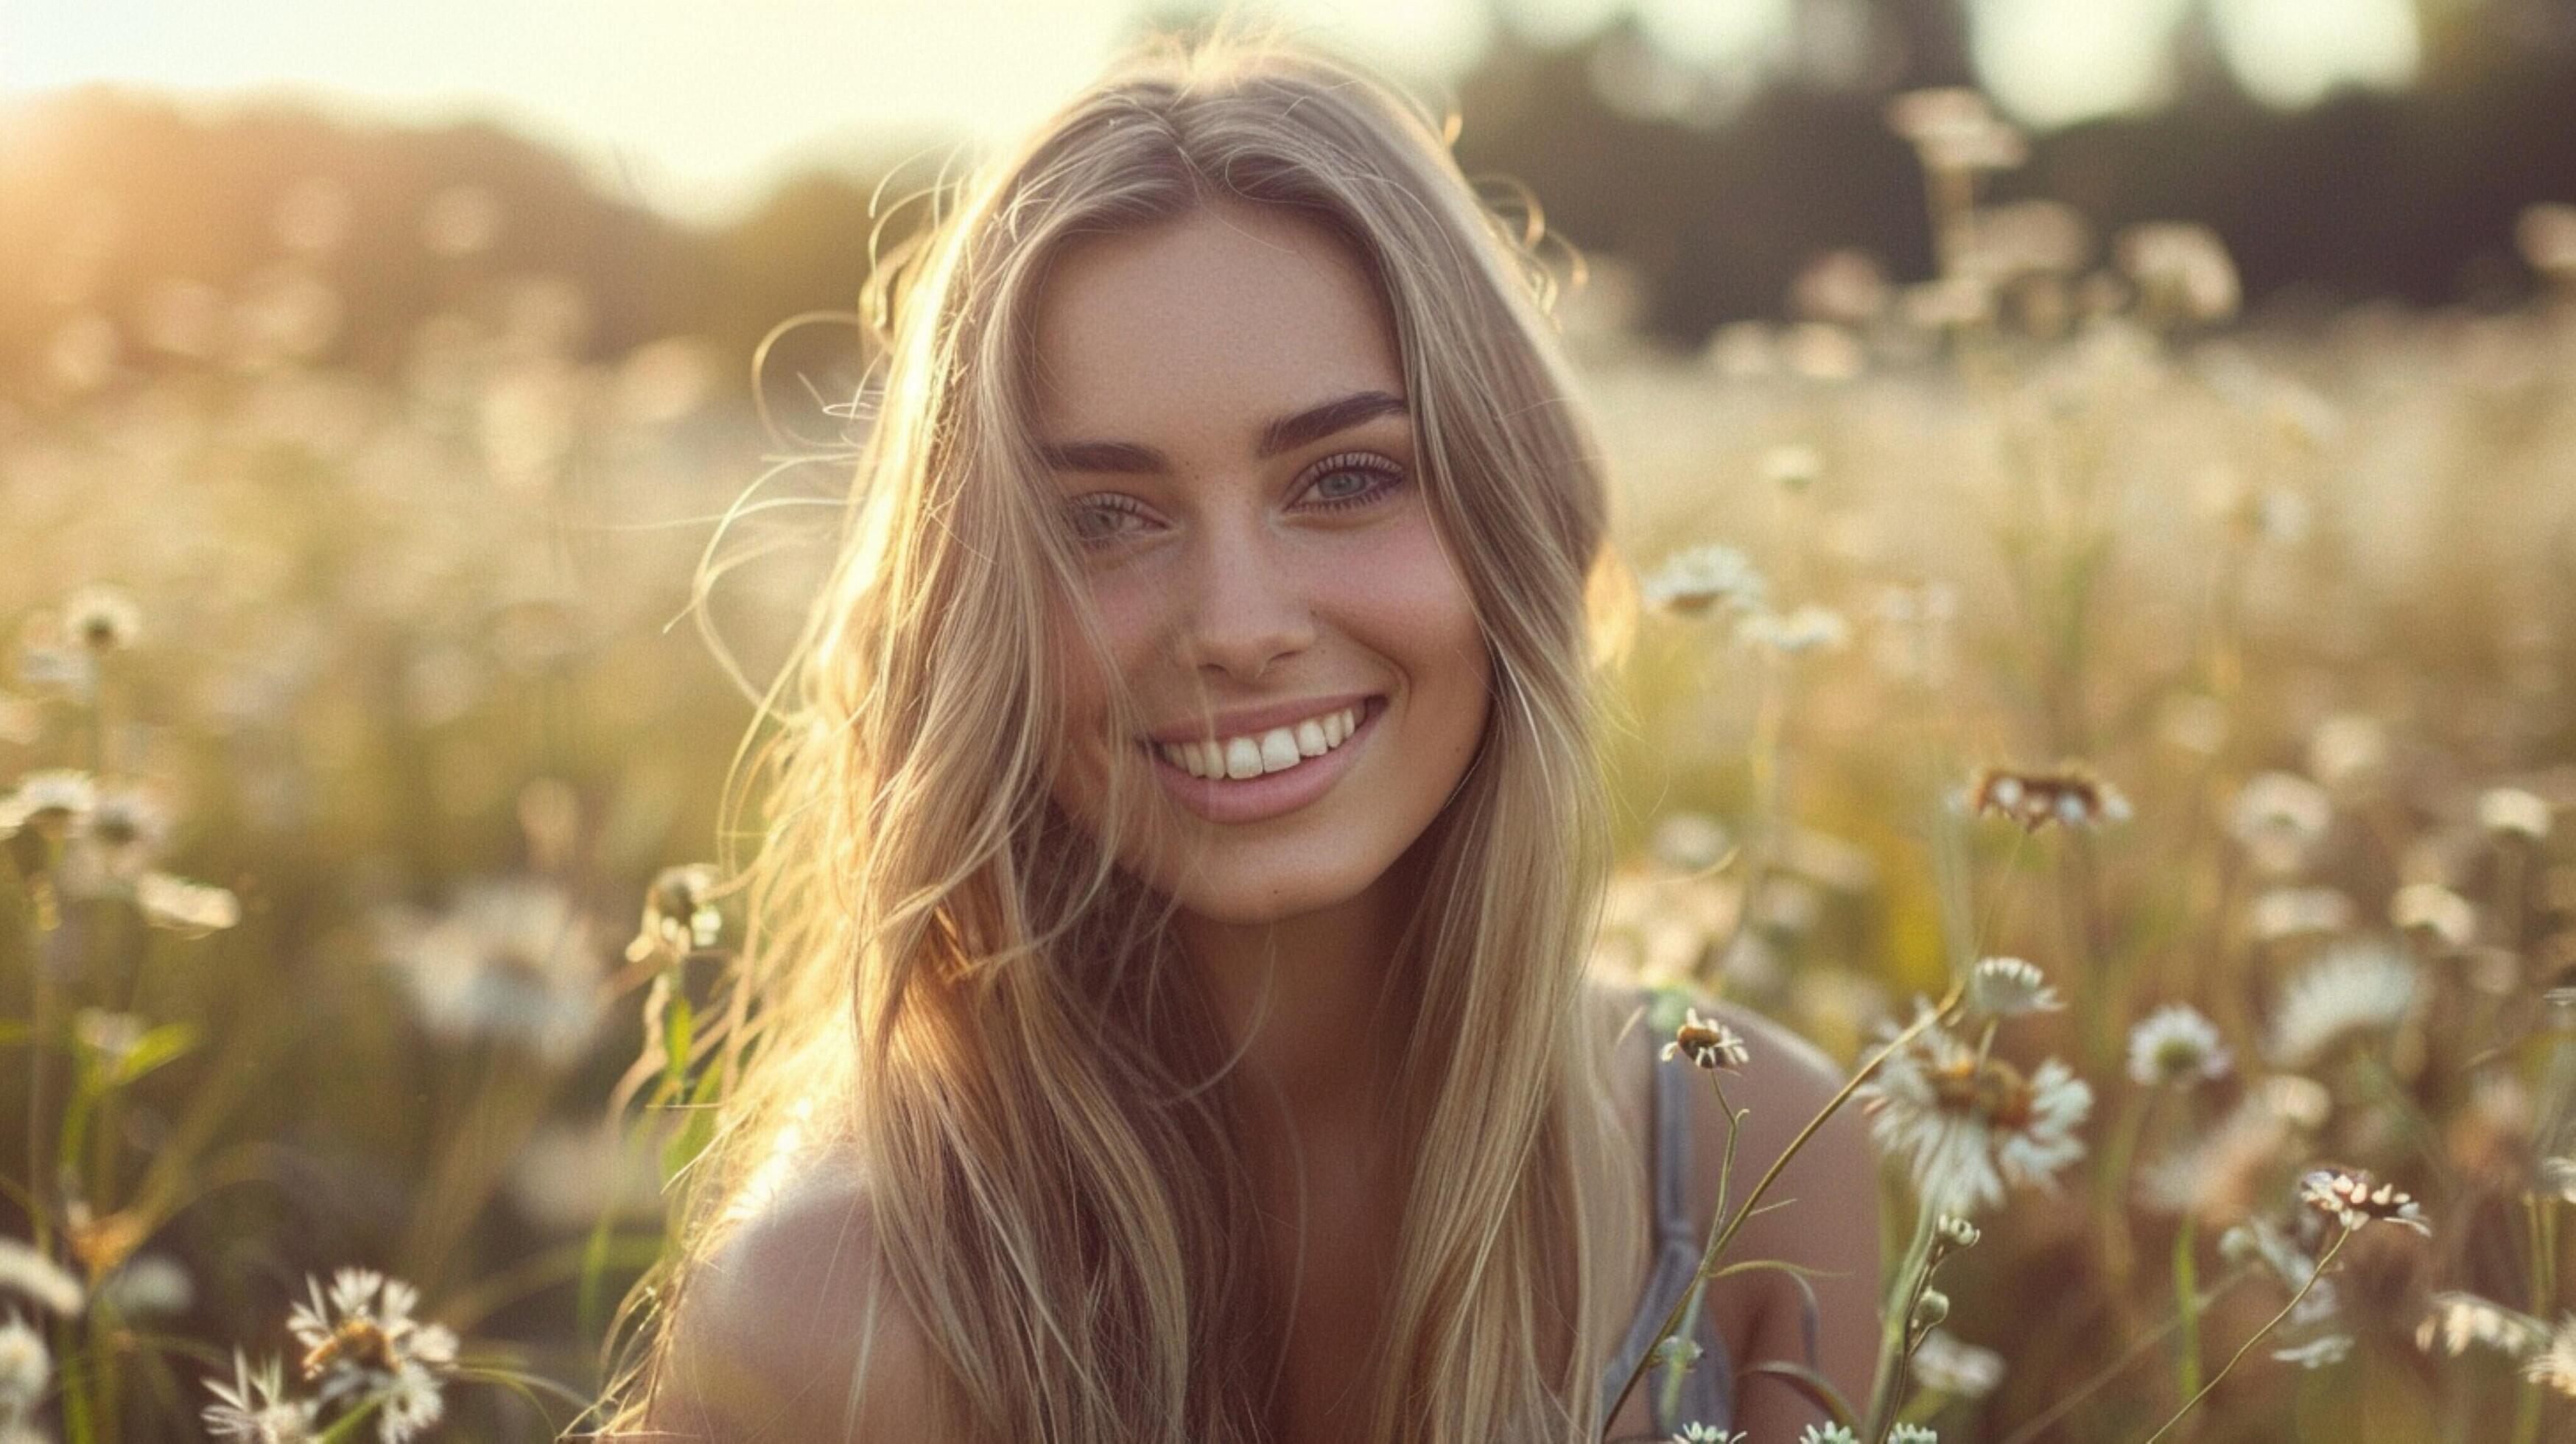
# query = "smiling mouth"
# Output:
<box><xmin>1132</xmin><ymin>695</ymin><xmax>1386</xmax><ymax>782</ymax></box>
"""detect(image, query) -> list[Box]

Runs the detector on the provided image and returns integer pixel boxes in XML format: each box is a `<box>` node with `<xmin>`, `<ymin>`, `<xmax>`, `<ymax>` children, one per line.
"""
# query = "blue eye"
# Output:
<box><xmin>1065</xmin><ymin>494</ymin><xmax>1148</xmax><ymax>547</ymax></box>
<box><xmin>1300</xmin><ymin>452</ymin><xmax>1408</xmax><ymax>511</ymax></box>
<box><xmin>1062</xmin><ymin>452</ymin><xmax>1407</xmax><ymax>550</ymax></box>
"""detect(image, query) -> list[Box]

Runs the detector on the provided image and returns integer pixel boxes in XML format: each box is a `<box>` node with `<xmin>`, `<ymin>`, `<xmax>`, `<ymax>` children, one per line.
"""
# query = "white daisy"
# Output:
<box><xmin>376</xmin><ymin>1361</ymin><xmax>446</xmax><ymax>1443</ymax></box>
<box><xmin>1641</xmin><ymin>544</ymin><xmax>1769</xmax><ymax>619</ymax></box>
<box><xmin>61</xmin><ymin>585</ymin><xmax>142</xmax><ymax>652</ymax></box>
<box><xmin>2416</xmin><ymin>1292</ymin><xmax>2550</xmax><ymax>1360</ymax></box>
<box><xmin>1735</xmin><ymin>604</ymin><xmax>1852</xmax><ymax>656</ymax></box>
<box><xmin>2126</xmin><ymin>1003</ymin><xmax>2231</xmax><ymax>1087</ymax></box>
<box><xmin>2219</xmin><ymin>1217</ymin><xmax>2340</xmax><ymax>1330</ymax></box>
<box><xmin>2387</xmin><ymin>883</ymin><xmax>2475</xmax><ymax>949</ymax></box>
<box><xmin>1857</xmin><ymin>1004</ymin><xmax>2093</xmax><ymax>1213</ymax></box>
<box><xmin>2266</xmin><ymin>938</ymin><xmax>2418</xmax><ymax>1070</ymax></box>
<box><xmin>0</xmin><ymin>1313</ymin><xmax>48</xmax><ymax>1420</ymax></box>
<box><xmin>1965</xmin><ymin>956</ymin><xmax>2062</xmax><ymax>1020</ymax></box>
<box><xmin>2299</xmin><ymin>1167</ymin><xmax>2431</xmax><ymax>1236</ymax></box>
<box><xmin>2231</xmin><ymin>771</ymin><xmax>2332</xmax><ymax>874</ymax></box>
<box><xmin>1910</xmin><ymin>1327</ymin><xmax>2004</xmax><ymax>1398</ymax></box>
<box><xmin>0</xmin><ymin>770</ymin><xmax>97</xmax><ymax>838</ymax></box>
<box><xmin>136</xmin><ymin>872</ymin><xmax>244</xmax><ymax>936</ymax></box>
<box><xmin>2247</xmin><ymin>886</ymin><xmax>2354</xmax><ymax>943</ymax></box>
<box><xmin>2477</xmin><ymin>787</ymin><xmax>2552</xmax><ymax>842</ymax></box>
<box><xmin>1888</xmin><ymin>1425</ymin><xmax>1941</xmax><ymax>1444</ymax></box>
<box><xmin>373</xmin><ymin>878</ymin><xmax>606</xmax><ymax>1064</ymax></box>
<box><xmin>202</xmin><ymin>1350</ymin><xmax>317</xmax><ymax>1443</ymax></box>
<box><xmin>0</xmin><ymin>1239</ymin><xmax>85</xmax><ymax>1317</ymax></box>
<box><xmin>1797</xmin><ymin>1427</ymin><xmax>1859</xmax><ymax>1444</ymax></box>
<box><xmin>1660</xmin><ymin>1006</ymin><xmax>1750</xmax><ymax>1071</ymax></box>
<box><xmin>2525</xmin><ymin>1314</ymin><xmax>2576</xmax><ymax>1399</ymax></box>
<box><xmin>286</xmin><ymin>1268</ymin><xmax>459</xmax><ymax>1426</ymax></box>
<box><xmin>2273</xmin><ymin>1333</ymin><xmax>2354</xmax><ymax>1369</ymax></box>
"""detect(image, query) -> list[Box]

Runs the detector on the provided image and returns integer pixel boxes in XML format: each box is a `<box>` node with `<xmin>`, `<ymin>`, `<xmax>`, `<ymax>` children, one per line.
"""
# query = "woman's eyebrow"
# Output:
<box><xmin>1036</xmin><ymin>389</ymin><xmax>1408</xmax><ymax>474</ymax></box>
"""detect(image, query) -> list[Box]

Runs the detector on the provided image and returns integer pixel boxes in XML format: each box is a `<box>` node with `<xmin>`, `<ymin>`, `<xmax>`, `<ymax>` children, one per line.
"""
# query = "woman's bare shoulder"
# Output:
<box><xmin>628</xmin><ymin>1146</ymin><xmax>958</xmax><ymax>1443</ymax></box>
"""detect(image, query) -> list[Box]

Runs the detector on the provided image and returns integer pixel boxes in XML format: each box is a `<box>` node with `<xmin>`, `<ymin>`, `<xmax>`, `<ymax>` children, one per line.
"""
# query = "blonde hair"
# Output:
<box><xmin>595</xmin><ymin>17</ymin><xmax>1649</xmax><ymax>1443</ymax></box>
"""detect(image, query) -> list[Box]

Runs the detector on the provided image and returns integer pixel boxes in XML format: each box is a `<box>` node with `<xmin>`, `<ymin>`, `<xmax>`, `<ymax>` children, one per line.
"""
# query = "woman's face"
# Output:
<box><xmin>1031</xmin><ymin>200</ymin><xmax>1492</xmax><ymax>925</ymax></box>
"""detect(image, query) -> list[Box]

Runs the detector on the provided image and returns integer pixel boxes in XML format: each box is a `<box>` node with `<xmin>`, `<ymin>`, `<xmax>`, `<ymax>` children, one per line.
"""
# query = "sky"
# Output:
<box><xmin>1</xmin><ymin>0</ymin><xmax>2424</xmax><ymax>224</ymax></box>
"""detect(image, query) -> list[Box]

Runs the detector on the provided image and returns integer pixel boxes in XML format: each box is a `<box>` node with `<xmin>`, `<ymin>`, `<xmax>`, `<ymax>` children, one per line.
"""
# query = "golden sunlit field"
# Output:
<box><xmin>6</xmin><ymin>73</ymin><xmax>2576</xmax><ymax>1443</ymax></box>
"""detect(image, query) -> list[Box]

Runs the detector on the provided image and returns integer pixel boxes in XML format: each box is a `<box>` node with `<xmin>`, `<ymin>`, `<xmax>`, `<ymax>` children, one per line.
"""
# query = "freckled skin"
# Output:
<box><xmin>1031</xmin><ymin>199</ymin><xmax>1492</xmax><ymax>926</ymax></box>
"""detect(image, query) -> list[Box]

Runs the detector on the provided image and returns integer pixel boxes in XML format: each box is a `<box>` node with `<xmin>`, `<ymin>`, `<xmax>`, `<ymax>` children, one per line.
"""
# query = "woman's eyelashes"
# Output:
<box><xmin>1064</xmin><ymin>452</ymin><xmax>1411</xmax><ymax>548</ymax></box>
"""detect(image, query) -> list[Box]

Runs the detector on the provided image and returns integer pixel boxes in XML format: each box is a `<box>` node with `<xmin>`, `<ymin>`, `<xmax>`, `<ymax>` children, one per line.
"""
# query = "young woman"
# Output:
<box><xmin>599</xmin><ymin>22</ymin><xmax>1878</xmax><ymax>1444</ymax></box>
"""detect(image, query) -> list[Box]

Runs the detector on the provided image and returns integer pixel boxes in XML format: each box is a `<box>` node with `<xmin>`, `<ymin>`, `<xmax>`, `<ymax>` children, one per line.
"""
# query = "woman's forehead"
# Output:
<box><xmin>1027</xmin><ymin>202</ymin><xmax>1404</xmax><ymax>454</ymax></box>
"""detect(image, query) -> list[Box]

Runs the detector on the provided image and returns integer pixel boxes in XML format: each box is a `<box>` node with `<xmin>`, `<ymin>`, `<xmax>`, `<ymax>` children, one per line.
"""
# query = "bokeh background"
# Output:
<box><xmin>4</xmin><ymin>1</ymin><xmax>2575</xmax><ymax>1439</ymax></box>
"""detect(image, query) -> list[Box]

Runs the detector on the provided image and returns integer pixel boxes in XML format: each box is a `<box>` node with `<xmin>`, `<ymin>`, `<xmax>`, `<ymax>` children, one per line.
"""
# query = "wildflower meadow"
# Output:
<box><xmin>5</xmin><ymin>71</ymin><xmax>2576</xmax><ymax>1444</ymax></box>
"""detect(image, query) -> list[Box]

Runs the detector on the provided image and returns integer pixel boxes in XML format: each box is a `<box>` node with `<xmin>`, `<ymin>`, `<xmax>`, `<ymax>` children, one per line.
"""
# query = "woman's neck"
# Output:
<box><xmin>1176</xmin><ymin>841</ymin><xmax>1430</xmax><ymax>1158</ymax></box>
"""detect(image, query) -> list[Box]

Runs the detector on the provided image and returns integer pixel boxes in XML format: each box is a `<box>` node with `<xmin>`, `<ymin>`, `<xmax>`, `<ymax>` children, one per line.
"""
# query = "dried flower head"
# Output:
<box><xmin>1967</xmin><ymin>764</ymin><xmax>2133</xmax><ymax>832</ymax></box>
<box><xmin>2300</xmin><ymin>1167</ymin><xmax>2431</xmax><ymax>1236</ymax></box>
<box><xmin>1660</xmin><ymin>1006</ymin><xmax>1749</xmax><ymax>1072</ymax></box>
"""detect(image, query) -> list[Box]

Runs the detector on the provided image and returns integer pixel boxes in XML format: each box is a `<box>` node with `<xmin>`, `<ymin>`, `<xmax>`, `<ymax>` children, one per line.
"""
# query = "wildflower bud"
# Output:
<box><xmin>1652</xmin><ymin>1334</ymin><xmax>1705</xmax><ymax>1370</ymax></box>
<box><xmin>1910</xmin><ymin>1289</ymin><xmax>1951</xmax><ymax>1333</ymax></box>
<box><xmin>1931</xmin><ymin>1215</ymin><xmax>1982</xmax><ymax>1256</ymax></box>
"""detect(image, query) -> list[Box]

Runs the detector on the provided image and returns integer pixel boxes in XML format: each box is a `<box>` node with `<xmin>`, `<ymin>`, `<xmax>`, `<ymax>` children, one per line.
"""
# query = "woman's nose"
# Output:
<box><xmin>1171</xmin><ymin>518</ymin><xmax>1316</xmax><ymax>682</ymax></box>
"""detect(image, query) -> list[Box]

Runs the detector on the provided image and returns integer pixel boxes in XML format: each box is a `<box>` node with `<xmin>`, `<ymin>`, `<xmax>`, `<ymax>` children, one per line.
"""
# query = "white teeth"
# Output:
<box><xmin>1151</xmin><ymin>701</ymin><xmax>1372</xmax><ymax>781</ymax></box>
<box><xmin>1295</xmin><ymin>719</ymin><xmax>1329</xmax><ymax>757</ymax></box>
<box><xmin>1224</xmin><ymin>737</ymin><xmax>1264</xmax><ymax>779</ymax></box>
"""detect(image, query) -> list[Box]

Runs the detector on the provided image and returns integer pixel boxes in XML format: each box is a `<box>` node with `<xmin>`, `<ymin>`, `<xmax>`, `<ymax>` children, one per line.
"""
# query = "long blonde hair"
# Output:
<box><xmin>596</xmin><ymin>18</ymin><xmax>1649</xmax><ymax>1443</ymax></box>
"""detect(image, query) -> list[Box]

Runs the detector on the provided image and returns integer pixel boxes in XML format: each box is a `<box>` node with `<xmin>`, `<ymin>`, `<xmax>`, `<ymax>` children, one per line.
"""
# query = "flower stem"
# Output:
<box><xmin>1862</xmin><ymin>1205</ymin><xmax>1941</xmax><ymax>1441</ymax></box>
<box><xmin>2138</xmin><ymin>1227</ymin><xmax>2349</xmax><ymax>1444</ymax></box>
<box><xmin>2171</xmin><ymin>1213</ymin><xmax>2201</xmax><ymax>1404</ymax></box>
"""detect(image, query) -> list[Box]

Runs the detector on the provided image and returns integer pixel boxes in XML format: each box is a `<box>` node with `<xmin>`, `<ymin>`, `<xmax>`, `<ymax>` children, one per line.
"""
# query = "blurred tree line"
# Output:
<box><xmin>3</xmin><ymin>0</ymin><xmax>2573</xmax><ymax>392</ymax></box>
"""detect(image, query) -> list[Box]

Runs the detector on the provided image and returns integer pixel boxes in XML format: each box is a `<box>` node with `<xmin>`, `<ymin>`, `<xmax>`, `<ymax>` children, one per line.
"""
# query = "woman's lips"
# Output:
<box><xmin>1140</xmin><ymin>695</ymin><xmax>1386</xmax><ymax>824</ymax></box>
